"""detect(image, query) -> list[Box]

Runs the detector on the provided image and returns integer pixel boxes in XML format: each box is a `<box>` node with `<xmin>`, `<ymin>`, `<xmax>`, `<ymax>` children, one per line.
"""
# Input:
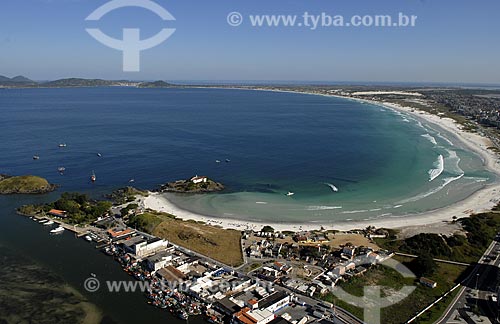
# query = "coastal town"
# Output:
<box><xmin>19</xmin><ymin>167</ymin><xmax>500</xmax><ymax>324</ymax></box>
<box><xmin>7</xmin><ymin>83</ymin><xmax>500</xmax><ymax>323</ymax></box>
<box><xmin>23</xmin><ymin>197</ymin><xmax>382</xmax><ymax>324</ymax></box>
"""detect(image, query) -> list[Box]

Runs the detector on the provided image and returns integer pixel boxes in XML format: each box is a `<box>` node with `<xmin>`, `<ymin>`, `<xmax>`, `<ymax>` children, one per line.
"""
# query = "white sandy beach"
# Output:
<box><xmin>141</xmin><ymin>91</ymin><xmax>500</xmax><ymax>233</ymax></box>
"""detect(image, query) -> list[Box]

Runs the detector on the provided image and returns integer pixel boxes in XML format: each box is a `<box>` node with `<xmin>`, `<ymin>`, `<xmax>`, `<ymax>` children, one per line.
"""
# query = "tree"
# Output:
<box><xmin>261</xmin><ymin>226</ymin><xmax>275</xmax><ymax>233</ymax></box>
<box><xmin>412</xmin><ymin>253</ymin><xmax>437</xmax><ymax>277</ymax></box>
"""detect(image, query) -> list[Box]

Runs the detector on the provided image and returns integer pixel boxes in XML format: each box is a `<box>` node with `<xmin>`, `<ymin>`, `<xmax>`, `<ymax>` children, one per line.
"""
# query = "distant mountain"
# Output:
<box><xmin>137</xmin><ymin>80</ymin><xmax>175</xmax><ymax>88</ymax></box>
<box><xmin>0</xmin><ymin>76</ymin><xmax>178</xmax><ymax>88</ymax></box>
<box><xmin>11</xmin><ymin>75</ymin><xmax>34</xmax><ymax>83</ymax></box>
<box><xmin>42</xmin><ymin>78</ymin><xmax>124</xmax><ymax>87</ymax></box>
<box><xmin>0</xmin><ymin>75</ymin><xmax>36</xmax><ymax>85</ymax></box>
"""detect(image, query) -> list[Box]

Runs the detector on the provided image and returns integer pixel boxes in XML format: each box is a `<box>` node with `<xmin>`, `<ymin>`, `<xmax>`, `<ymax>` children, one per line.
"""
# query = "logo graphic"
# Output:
<box><xmin>85</xmin><ymin>0</ymin><xmax>176</xmax><ymax>72</ymax></box>
<box><xmin>331</xmin><ymin>258</ymin><xmax>416</xmax><ymax>324</ymax></box>
<box><xmin>84</xmin><ymin>275</ymin><xmax>101</xmax><ymax>293</ymax></box>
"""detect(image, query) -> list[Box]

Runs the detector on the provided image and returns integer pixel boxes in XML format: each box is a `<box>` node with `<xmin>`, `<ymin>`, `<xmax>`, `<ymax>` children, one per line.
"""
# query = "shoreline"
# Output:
<box><xmin>142</xmin><ymin>89</ymin><xmax>500</xmax><ymax>232</ymax></box>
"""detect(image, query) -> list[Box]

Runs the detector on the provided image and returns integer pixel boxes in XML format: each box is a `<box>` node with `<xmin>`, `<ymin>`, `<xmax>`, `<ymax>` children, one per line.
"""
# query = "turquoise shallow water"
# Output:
<box><xmin>0</xmin><ymin>87</ymin><xmax>495</xmax><ymax>223</ymax></box>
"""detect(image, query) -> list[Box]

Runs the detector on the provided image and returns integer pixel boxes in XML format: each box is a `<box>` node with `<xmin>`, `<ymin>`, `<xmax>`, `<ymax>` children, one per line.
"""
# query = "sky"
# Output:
<box><xmin>1</xmin><ymin>0</ymin><xmax>499</xmax><ymax>83</ymax></box>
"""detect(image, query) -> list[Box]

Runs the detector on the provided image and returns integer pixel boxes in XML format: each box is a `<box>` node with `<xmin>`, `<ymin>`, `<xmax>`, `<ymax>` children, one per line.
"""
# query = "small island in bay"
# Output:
<box><xmin>0</xmin><ymin>175</ymin><xmax>56</xmax><ymax>194</ymax></box>
<box><xmin>158</xmin><ymin>176</ymin><xmax>224</xmax><ymax>193</ymax></box>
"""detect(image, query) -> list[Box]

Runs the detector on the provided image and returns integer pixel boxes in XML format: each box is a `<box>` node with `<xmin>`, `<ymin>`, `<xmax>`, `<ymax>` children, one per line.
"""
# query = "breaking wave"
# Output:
<box><xmin>324</xmin><ymin>183</ymin><xmax>339</xmax><ymax>192</ymax></box>
<box><xmin>428</xmin><ymin>155</ymin><xmax>444</xmax><ymax>181</ymax></box>
<box><xmin>398</xmin><ymin>174</ymin><xmax>465</xmax><ymax>204</ymax></box>
<box><xmin>306</xmin><ymin>206</ymin><xmax>343</xmax><ymax>211</ymax></box>
<box><xmin>421</xmin><ymin>134</ymin><xmax>438</xmax><ymax>146</ymax></box>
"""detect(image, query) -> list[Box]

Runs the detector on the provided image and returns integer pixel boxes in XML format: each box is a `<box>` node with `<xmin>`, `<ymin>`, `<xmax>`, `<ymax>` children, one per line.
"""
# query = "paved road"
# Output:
<box><xmin>435</xmin><ymin>238</ymin><xmax>499</xmax><ymax>323</ymax></box>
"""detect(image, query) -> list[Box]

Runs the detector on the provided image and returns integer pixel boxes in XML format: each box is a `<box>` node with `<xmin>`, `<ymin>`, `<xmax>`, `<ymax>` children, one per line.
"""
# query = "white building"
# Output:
<box><xmin>190</xmin><ymin>175</ymin><xmax>208</xmax><ymax>184</ymax></box>
<box><xmin>134</xmin><ymin>238</ymin><xmax>170</xmax><ymax>258</ymax></box>
<box><xmin>145</xmin><ymin>248</ymin><xmax>175</xmax><ymax>273</ymax></box>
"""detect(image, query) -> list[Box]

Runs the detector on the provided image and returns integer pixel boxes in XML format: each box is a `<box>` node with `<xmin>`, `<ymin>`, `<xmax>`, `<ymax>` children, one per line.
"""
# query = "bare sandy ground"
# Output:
<box><xmin>142</xmin><ymin>92</ymin><xmax>500</xmax><ymax>234</ymax></box>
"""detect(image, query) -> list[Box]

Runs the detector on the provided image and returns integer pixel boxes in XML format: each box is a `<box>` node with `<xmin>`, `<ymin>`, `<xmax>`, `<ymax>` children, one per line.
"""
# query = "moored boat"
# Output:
<box><xmin>50</xmin><ymin>226</ymin><xmax>65</xmax><ymax>234</ymax></box>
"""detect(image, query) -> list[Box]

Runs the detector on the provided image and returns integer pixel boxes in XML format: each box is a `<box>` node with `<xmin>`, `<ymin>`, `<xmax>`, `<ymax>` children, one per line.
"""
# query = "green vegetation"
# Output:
<box><xmin>0</xmin><ymin>175</ymin><xmax>55</xmax><ymax>194</ymax></box>
<box><xmin>377</xmin><ymin>210</ymin><xmax>500</xmax><ymax>263</ymax></box>
<box><xmin>128</xmin><ymin>212</ymin><xmax>164</xmax><ymax>233</ymax></box>
<box><xmin>120</xmin><ymin>203</ymin><xmax>139</xmax><ymax>217</ymax></box>
<box><xmin>107</xmin><ymin>186</ymin><xmax>148</xmax><ymax>205</ymax></box>
<box><xmin>127</xmin><ymin>210</ymin><xmax>243</xmax><ymax>266</ymax></box>
<box><xmin>160</xmin><ymin>178</ymin><xmax>225</xmax><ymax>193</ymax></box>
<box><xmin>322</xmin><ymin>257</ymin><xmax>466</xmax><ymax>323</ymax></box>
<box><xmin>261</xmin><ymin>225</ymin><xmax>275</xmax><ymax>233</ymax></box>
<box><xmin>21</xmin><ymin>192</ymin><xmax>113</xmax><ymax>225</ymax></box>
<box><xmin>412</xmin><ymin>254</ymin><xmax>438</xmax><ymax>277</ymax></box>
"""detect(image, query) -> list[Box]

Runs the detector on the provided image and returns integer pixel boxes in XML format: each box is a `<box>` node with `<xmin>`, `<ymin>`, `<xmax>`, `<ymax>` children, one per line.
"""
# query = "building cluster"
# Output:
<box><xmin>427</xmin><ymin>91</ymin><xmax>500</xmax><ymax>128</ymax></box>
<box><xmin>245</xmin><ymin>230</ymin><xmax>394</xmax><ymax>301</ymax></box>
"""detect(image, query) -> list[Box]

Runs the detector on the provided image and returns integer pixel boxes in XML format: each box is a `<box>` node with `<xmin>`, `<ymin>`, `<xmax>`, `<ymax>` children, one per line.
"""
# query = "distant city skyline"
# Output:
<box><xmin>1</xmin><ymin>0</ymin><xmax>499</xmax><ymax>83</ymax></box>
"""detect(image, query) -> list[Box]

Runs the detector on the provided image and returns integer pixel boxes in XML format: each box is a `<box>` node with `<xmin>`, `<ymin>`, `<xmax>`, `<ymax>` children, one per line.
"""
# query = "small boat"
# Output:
<box><xmin>215</xmin><ymin>160</ymin><xmax>221</xmax><ymax>163</ymax></box>
<box><xmin>129</xmin><ymin>178</ymin><xmax>135</xmax><ymax>183</ymax></box>
<box><xmin>225</xmin><ymin>159</ymin><xmax>231</xmax><ymax>163</ymax></box>
<box><xmin>38</xmin><ymin>219</ymin><xmax>48</xmax><ymax>224</ymax></box>
<box><xmin>90</xmin><ymin>170</ymin><xmax>96</xmax><ymax>182</ymax></box>
<box><xmin>58</xmin><ymin>167</ymin><xmax>66</xmax><ymax>173</ymax></box>
<box><xmin>43</xmin><ymin>220</ymin><xmax>54</xmax><ymax>226</ymax></box>
<box><xmin>58</xmin><ymin>143</ymin><xmax>67</xmax><ymax>148</ymax></box>
<box><xmin>84</xmin><ymin>235</ymin><xmax>92</xmax><ymax>242</ymax></box>
<box><xmin>50</xmin><ymin>226</ymin><xmax>65</xmax><ymax>234</ymax></box>
<box><xmin>97</xmin><ymin>153</ymin><xmax>102</xmax><ymax>157</ymax></box>
<box><xmin>33</xmin><ymin>155</ymin><xmax>40</xmax><ymax>160</ymax></box>
<box><xmin>286</xmin><ymin>191</ymin><xmax>295</xmax><ymax>196</ymax></box>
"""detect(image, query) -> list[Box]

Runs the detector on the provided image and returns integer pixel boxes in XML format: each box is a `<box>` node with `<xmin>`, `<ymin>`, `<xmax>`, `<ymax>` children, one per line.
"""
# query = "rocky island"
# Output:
<box><xmin>158</xmin><ymin>176</ymin><xmax>224</xmax><ymax>193</ymax></box>
<box><xmin>0</xmin><ymin>175</ymin><xmax>56</xmax><ymax>194</ymax></box>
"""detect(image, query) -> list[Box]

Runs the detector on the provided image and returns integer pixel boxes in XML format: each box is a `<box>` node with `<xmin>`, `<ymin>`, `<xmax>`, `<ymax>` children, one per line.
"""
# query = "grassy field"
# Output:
<box><xmin>130</xmin><ymin>211</ymin><xmax>244</xmax><ymax>266</ymax></box>
<box><xmin>322</xmin><ymin>256</ymin><xmax>467</xmax><ymax>323</ymax></box>
<box><xmin>0</xmin><ymin>175</ymin><xmax>54</xmax><ymax>194</ymax></box>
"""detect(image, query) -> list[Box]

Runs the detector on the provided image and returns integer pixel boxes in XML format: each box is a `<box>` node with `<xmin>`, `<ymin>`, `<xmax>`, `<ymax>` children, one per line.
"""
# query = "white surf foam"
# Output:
<box><xmin>428</xmin><ymin>154</ymin><xmax>445</xmax><ymax>181</ymax></box>
<box><xmin>341</xmin><ymin>209</ymin><xmax>370</xmax><ymax>214</ymax></box>
<box><xmin>421</xmin><ymin>134</ymin><xmax>438</xmax><ymax>146</ymax></box>
<box><xmin>307</xmin><ymin>206</ymin><xmax>343</xmax><ymax>211</ymax></box>
<box><xmin>398</xmin><ymin>174</ymin><xmax>465</xmax><ymax>204</ymax></box>
<box><xmin>445</xmin><ymin>149</ymin><xmax>464</xmax><ymax>175</ymax></box>
<box><xmin>324</xmin><ymin>183</ymin><xmax>339</xmax><ymax>192</ymax></box>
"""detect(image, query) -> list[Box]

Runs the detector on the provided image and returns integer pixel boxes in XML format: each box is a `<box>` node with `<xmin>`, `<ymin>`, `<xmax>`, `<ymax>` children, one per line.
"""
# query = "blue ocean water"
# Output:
<box><xmin>0</xmin><ymin>87</ymin><xmax>494</xmax><ymax>223</ymax></box>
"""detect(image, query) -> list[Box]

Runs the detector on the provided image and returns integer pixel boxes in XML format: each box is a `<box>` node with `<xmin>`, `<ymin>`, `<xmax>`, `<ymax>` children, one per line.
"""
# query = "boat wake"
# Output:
<box><xmin>324</xmin><ymin>183</ymin><xmax>339</xmax><ymax>192</ymax></box>
<box><xmin>428</xmin><ymin>155</ymin><xmax>444</xmax><ymax>181</ymax></box>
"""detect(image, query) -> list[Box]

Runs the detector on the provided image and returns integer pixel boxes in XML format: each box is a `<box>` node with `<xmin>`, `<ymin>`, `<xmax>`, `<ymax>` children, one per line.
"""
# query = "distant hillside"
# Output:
<box><xmin>0</xmin><ymin>75</ymin><xmax>178</xmax><ymax>88</ymax></box>
<box><xmin>138</xmin><ymin>80</ymin><xmax>175</xmax><ymax>88</ymax></box>
<box><xmin>42</xmin><ymin>78</ymin><xmax>135</xmax><ymax>87</ymax></box>
<box><xmin>11</xmin><ymin>75</ymin><xmax>34</xmax><ymax>83</ymax></box>
<box><xmin>0</xmin><ymin>75</ymin><xmax>36</xmax><ymax>85</ymax></box>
